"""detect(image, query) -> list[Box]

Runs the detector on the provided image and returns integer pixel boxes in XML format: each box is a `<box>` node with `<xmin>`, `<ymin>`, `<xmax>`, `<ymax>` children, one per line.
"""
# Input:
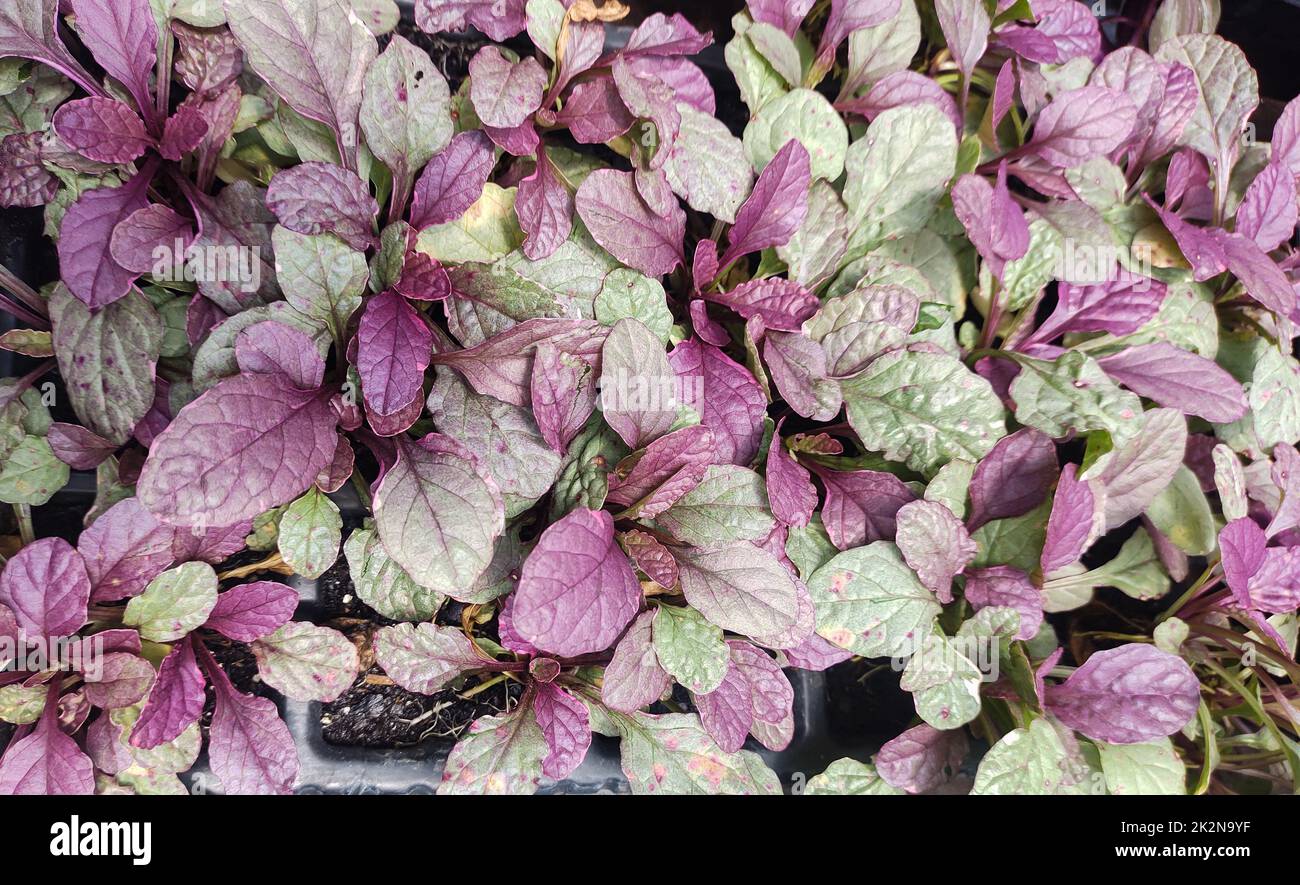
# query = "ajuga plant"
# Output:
<box><xmin>0</xmin><ymin>0</ymin><xmax>1298</xmax><ymax>795</ymax></box>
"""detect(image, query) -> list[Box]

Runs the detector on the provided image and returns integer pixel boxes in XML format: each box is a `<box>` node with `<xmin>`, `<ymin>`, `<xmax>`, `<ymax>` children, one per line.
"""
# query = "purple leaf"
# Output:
<box><xmin>692</xmin><ymin>239</ymin><xmax>719</xmax><ymax>293</ymax></box>
<box><xmin>728</xmin><ymin>639</ymin><xmax>794</xmax><ymax>733</ymax></box>
<box><xmin>622</xmin><ymin>12</ymin><xmax>713</xmax><ymax>57</ymax></box>
<box><xmin>1245</xmin><ymin>546</ymin><xmax>1300</xmax><ymax>614</ymax></box>
<box><xmin>356</xmin><ymin>290</ymin><xmax>433</xmax><ymax>416</ymax></box>
<box><xmin>666</xmin><ymin>337</ymin><xmax>767</xmax><ymax>465</ymax></box>
<box><xmin>763</xmin><ymin>331</ymin><xmax>842</xmax><ymax>422</ymax></box>
<box><xmin>68</xmin><ymin>0</ymin><xmax>157</xmax><ymax>124</ymax></box>
<box><xmin>606</xmin><ymin>424</ymin><xmax>714</xmax><ymax>513</ymax></box>
<box><xmin>530</xmin><ymin>342</ymin><xmax>595</xmax><ymax>455</ymax></box>
<box><xmin>720</xmin><ymin>139</ymin><xmax>811</xmax><ymax>268</ymax></box>
<box><xmin>782</xmin><ymin>633</ymin><xmax>853</xmax><ymax>671</ymax></box>
<box><xmin>676</xmin><ymin>544</ymin><xmax>804</xmax><ymax>641</ymax></box>
<box><xmin>704</xmin><ymin>278</ymin><xmax>819</xmax><ymax>332</ymax></box>
<box><xmin>409</xmin><ymin>130</ymin><xmax>496</xmax><ymax>229</ymax></box>
<box><xmin>205</xmin><ymin>581</ymin><xmax>299</xmax><ymax>642</ymax></box>
<box><xmin>895</xmin><ymin>499</ymin><xmax>976</xmax><ymax>603</ymax></box>
<box><xmin>1274</xmin><ymin>96</ymin><xmax>1300</xmax><ymax>177</ymax></box>
<box><xmin>611</xmin><ymin>55</ymin><xmax>680</xmax><ymax>170</ymax></box>
<box><xmin>511</xmin><ymin>508</ymin><xmax>641</xmax><ymax>657</ymax></box>
<box><xmin>1216</xmin><ymin>230</ymin><xmax>1296</xmax><ymax>317</ymax></box>
<box><xmin>158</xmin><ymin>103</ymin><xmax>209</xmax><ymax>161</ymax></box>
<box><xmin>0</xmin><ymin>690</ymin><xmax>94</xmax><ymax>795</ymax></box>
<box><xmin>951</xmin><ymin>164</ymin><xmax>1030</xmax><ymax>277</ymax></box>
<box><xmin>818</xmin><ymin>0</ymin><xmax>902</xmax><ymax>66</ymax></box>
<box><xmin>601</xmin><ymin>610</ymin><xmax>670</xmax><ymax>712</ymax></box>
<box><xmin>691</xmin><ymin>663</ymin><xmax>752</xmax><ymax>753</ymax></box>
<box><xmin>600</xmin><ymin>317</ymin><xmax>678</xmax><ymax>450</ymax></box>
<box><xmin>484</xmin><ymin>117</ymin><xmax>539</xmax><ymax>156</ymax></box>
<box><xmin>1143</xmin><ymin>195</ymin><xmax>1227</xmax><ymax>280</ymax></box>
<box><xmin>533</xmin><ymin>683</ymin><xmax>591</xmax><ymax>780</ymax></box>
<box><xmin>430</xmin><ymin>318</ymin><xmax>608</xmax><ymax>408</ymax></box>
<box><xmin>551</xmin><ymin>19</ymin><xmax>604</xmax><ymax>97</ymax></box>
<box><xmin>468</xmin><ymin>46</ymin><xmax>546</xmax><ymax>129</ymax></box>
<box><xmin>620</xmin><ymin>529</ymin><xmax>679</xmax><ymax>589</ymax></box>
<box><xmin>963</xmin><ymin>565</ymin><xmax>1043</xmax><ymax>640</ymax></box>
<box><xmin>0</xmin><ymin>131</ymin><xmax>56</xmax><ymax>207</ymax></box>
<box><xmin>0</xmin><ymin>538</ymin><xmax>90</xmax><ymax>639</ymax></box>
<box><xmin>967</xmin><ymin>429</ymin><xmax>1057</xmax><ymax>532</ymax></box>
<box><xmin>172</xmin><ymin>20</ymin><xmax>244</xmax><ymax>94</ymax></box>
<box><xmin>998</xmin><ymin>1</ymin><xmax>1099</xmax><ymax>64</ymax></box>
<box><xmin>415</xmin><ymin>0</ymin><xmax>525</xmax><ymax>42</ymax></box>
<box><xmin>224</xmin><ymin>0</ymin><xmax>376</xmax><ymax>169</ymax></box>
<box><xmin>52</xmin><ymin>97</ymin><xmax>151</xmax><ymax>164</ymax></box>
<box><xmin>108</xmin><ymin>204</ymin><xmax>194</xmax><ymax>274</ymax></box>
<box><xmin>235</xmin><ymin>321</ymin><xmax>326</xmax><ymax>391</ymax></box>
<box><xmin>841</xmin><ymin>71</ymin><xmax>963</xmax><ymax>134</ymax></box>
<box><xmin>1218</xmin><ymin>517</ymin><xmax>1268</xmax><ymax>608</ymax></box>
<box><xmin>1097</xmin><ymin>342</ymin><xmax>1247</xmax><ymax>423</ymax></box>
<box><xmin>1236</xmin><ymin>162</ymin><xmax>1298</xmax><ymax>253</ymax></box>
<box><xmin>1041</xmin><ymin>463</ymin><xmax>1105</xmax><ymax>575</ymax></box>
<box><xmin>575</xmin><ymin>169</ymin><xmax>685</xmax><ymax>277</ymax></box>
<box><xmin>202</xmin><ymin>644</ymin><xmax>299</xmax><ymax>794</ymax></box>
<box><xmin>394</xmin><ymin>251</ymin><xmax>451</xmax><ymax>302</ymax></box>
<box><xmin>170</xmin><ymin>519</ymin><xmax>254</xmax><ymax>566</ymax></box>
<box><xmin>933</xmin><ymin>0</ymin><xmax>989</xmax><ymax>80</ymax></box>
<box><xmin>128</xmin><ymin>634</ymin><xmax>205</xmax><ymax>743</ymax></box>
<box><xmin>314</xmin><ymin>434</ymin><xmax>355</xmax><ymax>493</ymax></box>
<box><xmin>375</xmin><ymin>623</ymin><xmax>487</xmax><ymax>694</ymax></box>
<box><xmin>628</xmin><ymin>55</ymin><xmax>715</xmax><ymax>114</ymax></box>
<box><xmin>82</xmin><ymin>652</ymin><xmax>155</xmax><ymax>709</ymax></box>
<box><xmin>266</xmin><ymin>162</ymin><xmax>377</xmax><ymax>251</ymax></box>
<box><xmin>76</xmin><ymin>497</ymin><xmax>175</xmax><ymax>602</ymax></box>
<box><xmin>689</xmin><ymin>299</ymin><xmax>729</xmax><ymax>346</ymax></box>
<box><xmin>875</xmin><ymin>723</ymin><xmax>967</xmax><ymax>794</ymax></box>
<box><xmin>553</xmin><ymin>76</ymin><xmax>635</xmax><ymax>144</ymax></box>
<box><xmin>1027</xmin><ymin>86</ymin><xmax>1137</xmax><ymax>168</ymax></box>
<box><xmin>1044</xmin><ymin>644</ymin><xmax>1200</xmax><ymax>744</ymax></box>
<box><xmin>46</xmin><ymin>422</ymin><xmax>116</xmax><ymax>470</ymax></box>
<box><xmin>516</xmin><ymin>147</ymin><xmax>574</xmax><ymax>261</ymax></box>
<box><xmin>815</xmin><ymin>467</ymin><xmax>916</xmax><ymax>550</ymax></box>
<box><xmin>1027</xmin><ymin>269</ymin><xmax>1166</xmax><ymax>345</ymax></box>
<box><xmin>137</xmin><ymin>373</ymin><xmax>339</xmax><ymax>527</ymax></box>
<box><xmin>57</xmin><ymin>166</ymin><xmax>153</xmax><ymax>309</ymax></box>
<box><xmin>766</xmin><ymin>423</ymin><xmax>817</xmax><ymax>528</ymax></box>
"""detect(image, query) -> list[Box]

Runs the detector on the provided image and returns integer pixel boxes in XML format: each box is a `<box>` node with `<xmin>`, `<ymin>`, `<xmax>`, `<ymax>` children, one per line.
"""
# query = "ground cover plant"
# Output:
<box><xmin>0</xmin><ymin>0</ymin><xmax>1298</xmax><ymax>795</ymax></box>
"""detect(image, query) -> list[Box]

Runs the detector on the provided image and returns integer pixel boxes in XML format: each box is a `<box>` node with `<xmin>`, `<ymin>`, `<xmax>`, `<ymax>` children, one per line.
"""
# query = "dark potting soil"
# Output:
<box><xmin>321</xmin><ymin>672</ymin><xmax>522</xmax><ymax>748</ymax></box>
<box><xmin>199</xmin><ymin>638</ymin><xmax>263</xmax><ymax>730</ymax></box>
<box><xmin>824</xmin><ymin>657</ymin><xmax>918</xmax><ymax>744</ymax></box>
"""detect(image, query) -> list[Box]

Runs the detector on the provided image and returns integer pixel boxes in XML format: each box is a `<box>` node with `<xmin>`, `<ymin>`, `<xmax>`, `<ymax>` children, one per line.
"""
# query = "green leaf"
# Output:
<box><xmin>971</xmin><ymin>501</ymin><xmax>1050</xmax><ymax>572</ymax></box>
<box><xmin>277</xmin><ymin>488</ymin><xmax>342</xmax><ymax>579</ymax></box>
<box><xmin>1008</xmin><ymin>351</ymin><xmax>1143</xmax><ymax>446</ymax></box>
<box><xmin>0</xmin><ymin>435</ymin><xmax>68</xmax><ymax>506</ymax></box>
<box><xmin>743</xmin><ymin>88</ymin><xmax>847</xmax><ymax>182</ymax></box>
<box><xmin>0</xmin><ymin>684</ymin><xmax>46</xmax><ymax>724</ymax></box>
<box><xmin>653</xmin><ymin>465</ymin><xmax>775</xmax><ymax>547</ymax></box>
<box><xmin>900</xmin><ymin>631</ymin><xmax>983</xmax><ymax>730</ymax></box>
<box><xmin>843</xmin><ymin>349</ymin><xmax>1007</xmax><ymax>476</ymax></box>
<box><xmin>842</xmin><ymin>105</ymin><xmax>957</xmax><ymax>249</ymax></box>
<box><xmin>652</xmin><ymin>605</ymin><xmax>729</xmax><ymax>694</ymax></box>
<box><xmin>124</xmin><ymin>562</ymin><xmax>219</xmax><ymax>642</ymax></box>
<box><xmin>924</xmin><ymin>459</ymin><xmax>975</xmax><ymax>520</ymax></box>
<box><xmin>594</xmin><ymin>268</ymin><xmax>672</xmax><ymax>344</ymax></box>
<box><xmin>416</xmin><ymin>183</ymin><xmax>523</xmax><ymax>264</ymax></box>
<box><xmin>1155</xmin><ymin>35</ymin><xmax>1256</xmax><ymax>173</ymax></box>
<box><xmin>342</xmin><ymin>524</ymin><xmax>445</xmax><ymax>621</ymax></box>
<box><xmin>1095</xmin><ymin>737</ymin><xmax>1187</xmax><ymax>795</ymax></box>
<box><xmin>446</xmin><ymin>261</ymin><xmax>566</xmax><ymax>322</ymax></box>
<box><xmin>438</xmin><ymin>706</ymin><xmax>547</xmax><ymax>795</ymax></box>
<box><xmin>1248</xmin><ymin>348</ymin><xmax>1300</xmax><ymax>451</ymax></box>
<box><xmin>610</xmin><ymin>710</ymin><xmax>782</xmax><ymax>794</ymax></box>
<box><xmin>1145</xmin><ymin>466</ymin><xmax>1216</xmax><ymax>556</ymax></box>
<box><xmin>785</xmin><ymin>516</ymin><xmax>838</xmax><ymax>580</ymax></box>
<box><xmin>427</xmin><ymin>370</ymin><xmax>562</xmax><ymax>518</ymax></box>
<box><xmin>359</xmin><ymin>34</ymin><xmax>453</xmax><ymax>186</ymax></box>
<box><xmin>971</xmin><ymin>719</ymin><xmax>1086</xmax><ymax>795</ymax></box>
<box><xmin>778</xmin><ymin>179</ymin><xmax>849</xmax><ymax>287</ymax></box>
<box><xmin>807</xmin><ymin>541</ymin><xmax>942</xmax><ymax>657</ymax></box>
<box><xmin>549</xmin><ymin>420</ymin><xmax>626</xmax><ymax>520</ymax></box>
<box><xmin>48</xmin><ymin>285</ymin><xmax>161</xmax><ymax>445</ymax></box>
<box><xmin>272</xmin><ymin>226</ymin><xmax>368</xmax><ymax>343</ymax></box>
<box><xmin>251</xmin><ymin>622</ymin><xmax>359</xmax><ymax>702</ymax></box>
<box><xmin>725</xmin><ymin>14</ymin><xmax>786</xmax><ymax>117</ymax></box>
<box><xmin>1000</xmin><ymin>217</ymin><xmax>1063</xmax><ymax>310</ymax></box>
<box><xmin>666</xmin><ymin>103</ymin><xmax>753</xmax><ymax>224</ymax></box>
<box><xmin>805</xmin><ymin>758</ymin><xmax>903</xmax><ymax>795</ymax></box>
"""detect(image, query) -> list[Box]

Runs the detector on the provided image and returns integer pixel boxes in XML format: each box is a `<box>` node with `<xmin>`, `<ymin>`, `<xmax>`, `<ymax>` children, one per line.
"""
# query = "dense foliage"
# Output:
<box><xmin>1</xmin><ymin>0</ymin><xmax>1298</xmax><ymax>795</ymax></box>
